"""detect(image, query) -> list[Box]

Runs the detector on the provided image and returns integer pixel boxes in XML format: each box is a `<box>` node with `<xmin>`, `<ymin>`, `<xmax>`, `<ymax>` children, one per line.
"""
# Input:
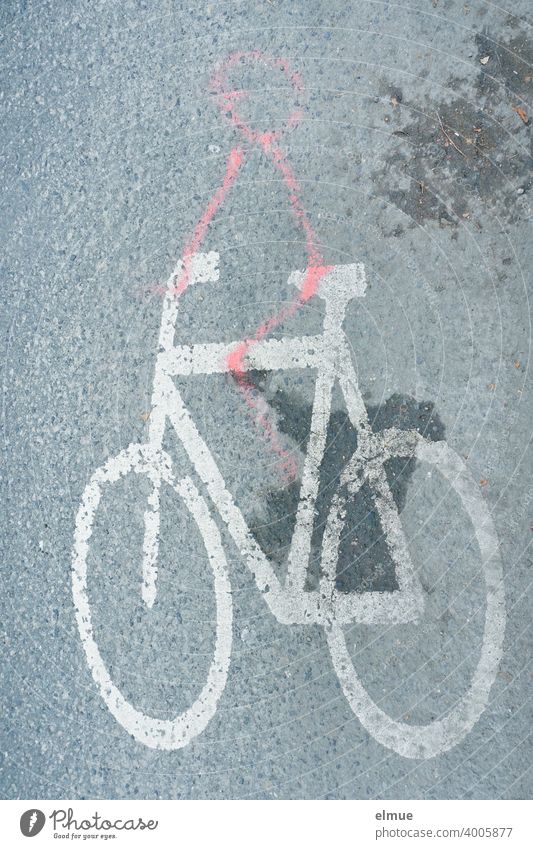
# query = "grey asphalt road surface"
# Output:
<box><xmin>1</xmin><ymin>0</ymin><xmax>532</xmax><ymax>799</ymax></box>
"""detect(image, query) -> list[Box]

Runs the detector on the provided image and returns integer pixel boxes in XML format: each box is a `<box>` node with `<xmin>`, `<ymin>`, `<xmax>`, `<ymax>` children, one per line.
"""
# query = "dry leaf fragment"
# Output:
<box><xmin>487</xmin><ymin>382</ymin><xmax>496</xmax><ymax>391</ymax></box>
<box><xmin>140</xmin><ymin>411</ymin><xmax>151</xmax><ymax>422</ymax></box>
<box><xmin>480</xmin><ymin>55</ymin><xmax>490</xmax><ymax>65</ymax></box>
<box><xmin>479</xmin><ymin>479</ymin><xmax>488</xmax><ymax>487</ymax></box>
<box><xmin>512</xmin><ymin>105</ymin><xmax>529</xmax><ymax>124</ymax></box>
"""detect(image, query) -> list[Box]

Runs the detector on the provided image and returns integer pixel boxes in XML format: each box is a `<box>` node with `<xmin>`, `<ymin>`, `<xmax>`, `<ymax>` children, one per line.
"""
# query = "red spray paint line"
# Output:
<box><xmin>172</xmin><ymin>51</ymin><xmax>332</xmax><ymax>481</ymax></box>
<box><xmin>172</xmin><ymin>145</ymin><xmax>245</xmax><ymax>296</ymax></box>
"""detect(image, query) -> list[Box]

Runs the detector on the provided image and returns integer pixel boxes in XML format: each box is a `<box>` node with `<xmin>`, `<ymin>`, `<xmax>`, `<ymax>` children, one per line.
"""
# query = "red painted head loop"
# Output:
<box><xmin>210</xmin><ymin>50</ymin><xmax>305</xmax><ymax>147</ymax></box>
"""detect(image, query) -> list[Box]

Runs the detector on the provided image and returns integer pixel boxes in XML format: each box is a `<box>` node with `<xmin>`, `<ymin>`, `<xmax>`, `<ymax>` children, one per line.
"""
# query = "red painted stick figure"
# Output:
<box><xmin>171</xmin><ymin>51</ymin><xmax>333</xmax><ymax>480</ymax></box>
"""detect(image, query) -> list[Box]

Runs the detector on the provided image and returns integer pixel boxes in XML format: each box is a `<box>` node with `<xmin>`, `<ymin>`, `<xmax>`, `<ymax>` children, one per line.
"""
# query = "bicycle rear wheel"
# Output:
<box><xmin>72</xmin><ymin>442</ymin><xmax>233</xmax><ymax>749</ymax></box>
<box><xmin>325</xmin><ymin>430</ymin><xmax>505</xmax><ymax>759</ymax></box>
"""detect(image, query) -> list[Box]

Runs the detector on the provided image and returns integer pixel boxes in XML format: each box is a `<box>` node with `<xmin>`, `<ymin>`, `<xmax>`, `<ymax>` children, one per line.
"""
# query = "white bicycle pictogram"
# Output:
<box><xmin>72</xmin><ymin>251</ymin><xmax>505</xmax><ymax>759</ymax></box>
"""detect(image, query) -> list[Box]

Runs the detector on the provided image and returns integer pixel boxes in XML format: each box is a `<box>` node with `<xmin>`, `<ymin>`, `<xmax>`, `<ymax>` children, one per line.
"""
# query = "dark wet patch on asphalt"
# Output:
<box><xmin>247</xmin><ymin>371</ymin><xmax>445</xmax><ymax>595</ymax></box>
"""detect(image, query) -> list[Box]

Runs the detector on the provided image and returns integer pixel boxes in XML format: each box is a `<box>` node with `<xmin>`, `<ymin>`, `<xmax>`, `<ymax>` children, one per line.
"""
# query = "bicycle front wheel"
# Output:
<box><xmin>325</xmin><ymin>430</ymin><xmax>505</xmax><ymax>759</ymax></box>
<box><xmin>72</xmin><ymin>442</ymin><xmax>233</xmax><ymax>750</ymax></box>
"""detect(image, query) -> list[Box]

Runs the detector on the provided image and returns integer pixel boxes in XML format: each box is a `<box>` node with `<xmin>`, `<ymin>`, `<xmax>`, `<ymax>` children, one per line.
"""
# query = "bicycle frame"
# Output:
<box><xmin>141</xmin><ymin>253</ymin><xmax>425</xmax><ymax>628</ymax></box>
<box><xmin>72</xmin><ymin>250</ymin><xmax>504</xmax><ymax>757</ymax></box>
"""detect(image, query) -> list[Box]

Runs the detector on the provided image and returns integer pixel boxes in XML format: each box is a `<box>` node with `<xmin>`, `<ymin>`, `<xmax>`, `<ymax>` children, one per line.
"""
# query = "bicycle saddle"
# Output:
<box><xmin>288</xmin><ymin>262</ymin><xmax>367</xmax><ymax>304</ymax></box>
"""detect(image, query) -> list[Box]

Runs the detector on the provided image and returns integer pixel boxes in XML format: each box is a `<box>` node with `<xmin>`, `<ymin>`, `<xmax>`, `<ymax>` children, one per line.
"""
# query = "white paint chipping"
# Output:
<box><xmin>326</xmin><ymin>434</ymin><xmax>505</xmax><ymax>759</ymax></box>
<box><xmin>72</xmin><ymin>443</ymin><xmax>232</xmax><ymax>750</ymax></box>
<box><xmin>73</xmin><ymin>255</ymin><xmax>505</xmax><ymax>758</ymax></box>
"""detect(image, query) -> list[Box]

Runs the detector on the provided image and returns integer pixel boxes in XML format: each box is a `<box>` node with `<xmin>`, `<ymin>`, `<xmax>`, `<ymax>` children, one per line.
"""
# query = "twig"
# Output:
<box><xmin>436</xmin><ymin>112</ymin><xmax>465</xmax><ymax>157</ymax></box>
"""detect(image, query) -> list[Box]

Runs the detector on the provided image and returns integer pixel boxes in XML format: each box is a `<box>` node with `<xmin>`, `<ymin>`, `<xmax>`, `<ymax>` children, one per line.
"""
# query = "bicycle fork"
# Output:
<box><xmin>139</xmin><ymin>253</ymin><xmax>221</xmax><ymax>608</ymax></box>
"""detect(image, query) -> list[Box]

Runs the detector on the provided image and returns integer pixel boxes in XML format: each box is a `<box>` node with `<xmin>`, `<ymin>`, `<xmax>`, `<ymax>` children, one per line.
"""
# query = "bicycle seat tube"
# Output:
<box><xmin>282</xmin><ymin>264</ymin><xmax>370</xmax><ymax>603</ymax></box>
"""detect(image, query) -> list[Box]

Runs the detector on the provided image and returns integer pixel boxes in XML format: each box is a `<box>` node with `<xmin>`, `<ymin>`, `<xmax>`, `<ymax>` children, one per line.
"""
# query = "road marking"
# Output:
<box><xmin>73</xmin><ymin>54</ymin><xmax>505</xmax><ymax>759</ymax></box>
